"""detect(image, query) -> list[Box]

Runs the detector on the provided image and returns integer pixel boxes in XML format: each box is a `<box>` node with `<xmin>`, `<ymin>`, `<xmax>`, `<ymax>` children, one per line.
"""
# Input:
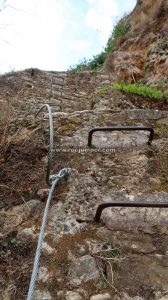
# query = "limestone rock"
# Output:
<box><xmin>65</xmin><ymin>291</ymin><xmax>83</xmax><ymax>300</ymax></box>
<box><xmin>42</xmin><ymin>242</ymin><xmax>55</xmax><ymax>255</ymax></box>
<box><xmin>157</xmin><ymin>296</ymin><xmax>168</xmax><ymax>300</ymax></box>
<box><xmin>114</xmin><ymin>293</ymin><xmax>144</xmax><ymax>300</ymax></box>
<box><xmin>17</xmin><ymin>226</ymin><xmax>37</xmax><ymax>242</ymax></box>
<box><xmin>0</xmin><ymin>200</ymin><xmax>40</xmax><ymax>235</ymax></box>
<box><xmin>104</xmin><ymin>51</ymin><xmax>145</xmax><ymax>82</ymax></box>
<box><xmin>37</xmin><ymin>266</ymin><xmax>50</xmax><ymax>283</ymax></box>
<box><xmin>90</xmin><ymin>293</ymin><xmax>111</xmax><ymax>300</ymax></box>
<box><xmin>69</xmin><ymin>255</ymin><xmax>100</xmax><ymax>286</ymax></box>
<box><xmin>34</xmin><ymin>290</ymin><xmax>52</xmax><ymax>300</ymax></box>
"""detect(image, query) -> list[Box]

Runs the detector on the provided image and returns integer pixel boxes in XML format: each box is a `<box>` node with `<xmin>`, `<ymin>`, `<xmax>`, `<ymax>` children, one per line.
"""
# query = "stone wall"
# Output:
<box><xmin>0</xmin><ymin>69</ymin><xmax>114</xmax><ymax>114</ymax></box>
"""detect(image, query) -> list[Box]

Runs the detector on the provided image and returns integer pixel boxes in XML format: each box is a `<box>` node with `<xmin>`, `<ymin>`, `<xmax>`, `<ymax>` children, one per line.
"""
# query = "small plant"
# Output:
<box><xmin>95</xmin><ymin>85</ymin><xmax>112</xmax><ymax>96</ymax></box>
<box><xmin>113</xmin><ymin>82</ymin><xmax>168</xmax><ymax>100</ymax></box>
<box><xmin>143</xmin><ymin>60</ymin><xmax>149</xmax><ymax>72</ymax></box>
<box><xmin>106</xmin><ymin>246</ymin><xmax>122</xmax><ymax>258</ymax></box>
<box><xmin>68</xmin><ymin>57</ymin><xmax>90</xmax><ymax>72</ymax></box>
<box><xmin>92</xmin><ymin>245</ymin><xmax>123</xmax><ymax>290</ymax></box>
<box><xmin>10</xmin><ymin>238</ymin><xmax>21</xmax><ymax>247</ymax></box>
<box><xmin>137</xmin><ymin>78</ymin><xmax>146</xmax><ymax>84</ymax></box>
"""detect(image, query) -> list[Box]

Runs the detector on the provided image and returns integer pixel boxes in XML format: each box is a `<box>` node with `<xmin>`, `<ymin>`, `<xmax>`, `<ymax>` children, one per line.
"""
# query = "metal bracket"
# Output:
<box><xmin>94</xmin><ymin>201</ymin><xmax>168</xmax><ymax>223</ymax></box>
<box><xmin>88</xmin><ymin>126</ymin><xmax>154</xmax><ymax>147</ymax></box>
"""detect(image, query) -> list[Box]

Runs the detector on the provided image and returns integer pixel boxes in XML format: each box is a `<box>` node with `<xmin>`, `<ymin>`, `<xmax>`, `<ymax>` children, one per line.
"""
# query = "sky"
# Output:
<box><xmin>0</xmin><ymin>0</ymin><xmax>136</xmax><ymax>74</ymax></box>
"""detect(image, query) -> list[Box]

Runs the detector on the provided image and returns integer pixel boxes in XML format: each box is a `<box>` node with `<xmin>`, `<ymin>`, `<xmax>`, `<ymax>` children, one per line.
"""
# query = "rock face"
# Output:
<box><xmin>104</xmin><ymin>50</ymin><xmax>145</xmax><ymax>82</ymax></box>
<box><xmin>0</xmin><ymin>68</ymin><xmax>168</xmax><ymax>300</ymax></box>
<box><xmin>1</xmin><ymin>68</ymin><xmax>168</xmax><ymax>299</ymax></box>
<box><xmin>0</xmin><ymin>70</ymin><xmax>113</xmax><ymax>116</ymax></box>
<box><xmin>104</xmin><ymin>0</ymin><xmax>168</xmax><ymax>88</ymax></box>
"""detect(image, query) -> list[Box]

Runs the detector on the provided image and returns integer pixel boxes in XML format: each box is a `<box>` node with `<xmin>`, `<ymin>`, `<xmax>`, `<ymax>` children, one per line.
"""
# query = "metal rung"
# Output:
<box><xmin>94</xmin><ymin>201</ymin><xmax>168</xmax><ymax>222</ymax></box>
<box><xmin>88</xmin><ymin>126</ymin><xmax>154</xmax><ymax>147</ymax></box>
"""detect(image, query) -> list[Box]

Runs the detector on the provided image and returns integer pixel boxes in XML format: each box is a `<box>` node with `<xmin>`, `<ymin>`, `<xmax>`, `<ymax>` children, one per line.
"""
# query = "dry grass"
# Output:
<box><xmin>91</xmin><ymin>246</ymin><xmax>124</xmax><ymax>292</ymax></box>
<box><xmin>0</xmin><ymin>101</ymin><xmax>17</xmax><ymax>160</ymax></box>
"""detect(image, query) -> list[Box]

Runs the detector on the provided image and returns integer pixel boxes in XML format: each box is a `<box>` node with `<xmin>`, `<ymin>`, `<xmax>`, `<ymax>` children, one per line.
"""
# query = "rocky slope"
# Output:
<box><xmin>103</xmin><ymin>0</ymin><xmax>168</xmax><ymax>89</ymax></box>
<box><xmin>0</xmin><ymin>3</ymin><xmax>167</xmax><ymax>299</ymax></box>
<box><xmin>0</xmin><ymin>69</ymin><xmax>168</xmax><ymax>300</ymax></box>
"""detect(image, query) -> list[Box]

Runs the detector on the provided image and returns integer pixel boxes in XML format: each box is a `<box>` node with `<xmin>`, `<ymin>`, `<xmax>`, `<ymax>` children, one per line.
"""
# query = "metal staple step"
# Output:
<box><xmin>94</xmin><ymin>201</ymin><xmax>168</xmax><ymax>223</ymax></box>
<box><xmin>88</xmin><ymin>125</ymin><xmax>154</xmax><ymax>147</ymax></box>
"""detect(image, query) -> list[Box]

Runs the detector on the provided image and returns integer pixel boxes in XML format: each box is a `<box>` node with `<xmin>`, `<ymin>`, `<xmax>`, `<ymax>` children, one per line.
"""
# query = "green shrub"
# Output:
<box><xmin>113</xmin><ymin>82</ymin><xmax>167</xmax><ymax>100</ymax></box>
<box><xmin>89</xmin><ymin>51</ymin><xmax>107</xmax><ymax>70</ymax></box>
<box><xmin>68</xmin><ymin>52</ymin><xmax>106</xmax><ymax>72</ymax></box>
<box><xmin>68</xmin><ymin>18</ymin><xmax>130</xmax><ymax>72</ymax></box>
<box><xmin>105</xmin><ymin>19</ymin><xmax>130</xmax><ymax>53</ymax></box>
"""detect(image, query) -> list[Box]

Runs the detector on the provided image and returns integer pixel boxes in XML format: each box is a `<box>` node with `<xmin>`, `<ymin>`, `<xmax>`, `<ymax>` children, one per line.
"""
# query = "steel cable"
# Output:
<box><xmin>27</xmin><ymin>168</ymin><xmax>72</xmax><ymax>300</ymax></box>
<box><xmin>27</xmin><ymin>105</ymin><xmax>73</xmax><ymax>299</ymax></box>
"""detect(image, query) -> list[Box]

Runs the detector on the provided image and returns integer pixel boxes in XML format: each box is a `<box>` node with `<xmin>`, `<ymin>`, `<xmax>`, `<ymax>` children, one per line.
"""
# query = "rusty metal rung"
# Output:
<box><xmin>88</xmin><ymin>126</ymin><xmax>154</xmax><ymax>147</ymax></box>
<box><xmin>94</xmin><ymin>201</ymin><xmax>168</xmax><ymax>222</ymax></box>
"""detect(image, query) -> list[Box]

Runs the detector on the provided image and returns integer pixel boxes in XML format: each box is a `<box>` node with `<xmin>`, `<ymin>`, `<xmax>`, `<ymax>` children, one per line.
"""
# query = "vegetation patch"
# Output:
<box><xmin>92</xmin><ymin>245</ymin><xmax>124</xmax><ymax>291</ymax></box>
<box><xmin>95</xmin><ymin>85</ymin><xmax>113</xmax><ymax>97</ymax></box>
<box><xmin>113</xmin><ymin>82</ymin><xmax>168</xmax><ymax>100</ymax></box>
<box><xmin>68</xmin><ymin>18</ymin><xmax>130</xmax><ymax>72</ymax></box>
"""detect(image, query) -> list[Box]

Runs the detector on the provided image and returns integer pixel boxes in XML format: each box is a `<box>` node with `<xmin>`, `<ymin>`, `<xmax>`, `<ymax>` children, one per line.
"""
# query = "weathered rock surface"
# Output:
<box><xmin>90</xmin><ymin>293</ymin><xmax>111</xmax><ymax>300</ymax></box>
<box><xmin>34</xmin><ymin>290</ymin><xmax>52</xmax><ymax>300</ymax></box>
<box><xmin>65</xmin><ymin>291</ymin><xmax>83</xmax><ymax>300</ymax></box>
<box><xmin>0</xmin><ymin>199</ymin><xmax>40</xmax><ymax>236</ymax></box>
<box><xmin>0</xmin><ymin>63</ymin><xmax>168</xmax><ymax>298</ymax></box>
<box><xmin>68</xmin><ymin>255</ymin><xmax>100</xmax><ymax>286</ymax></box>
<box><xmin>114</xmin><ymin>293</ymin><xmax>144</xmax><ymax>300</ymax></box>
<box><xmin>104</xmin><ymin>51</ymin><xmax>145</xmax><ymax>82</ymax></box>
